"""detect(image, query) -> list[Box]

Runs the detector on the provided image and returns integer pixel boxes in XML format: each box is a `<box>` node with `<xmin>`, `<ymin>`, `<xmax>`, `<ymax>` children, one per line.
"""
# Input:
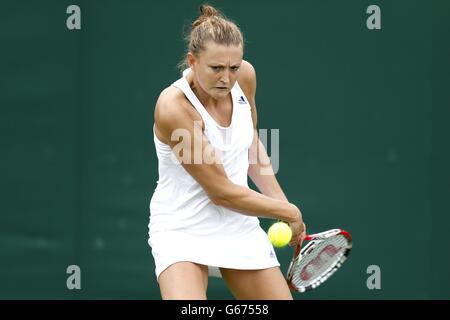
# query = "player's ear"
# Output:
<box><xmin>187</xmin><ymin>52</ymin><xmax>196</xmax><ymax>70</ymax></box>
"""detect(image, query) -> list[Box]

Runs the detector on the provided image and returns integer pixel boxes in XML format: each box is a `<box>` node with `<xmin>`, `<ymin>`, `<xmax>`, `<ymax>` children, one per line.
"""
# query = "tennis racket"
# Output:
<box><xmin>286</xmin><ymin>228</ymin><xmax>352</xmax><ymax>293</ymax></box>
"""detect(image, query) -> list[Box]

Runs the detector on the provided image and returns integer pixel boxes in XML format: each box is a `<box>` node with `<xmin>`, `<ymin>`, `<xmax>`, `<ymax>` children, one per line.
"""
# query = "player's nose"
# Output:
<box><xmin>219</xmin><ymin>69</ymin><xmax>230</xmax><ymax>84</ymax></box>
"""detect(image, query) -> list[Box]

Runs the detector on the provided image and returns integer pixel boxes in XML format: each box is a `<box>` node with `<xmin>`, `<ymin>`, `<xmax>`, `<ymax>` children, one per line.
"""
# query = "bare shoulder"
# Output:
<box><xmin>238</xmin><ymin>60</ymin><xmax>257</xmax><ymax>99</ymax></box>
<box><xmin>240</xmin><ymin>60</ymin><xmax>257</xmax><ymax>82</ymax></box>
<box><xmin>155</xmin><ymin>86</ymin><xmax>201</xmax><ymax>122</ymax></box>
<box><xmin>154</xmin><ymin>86</ymin><xmax>202</xmax><ymax>143</ymax></box>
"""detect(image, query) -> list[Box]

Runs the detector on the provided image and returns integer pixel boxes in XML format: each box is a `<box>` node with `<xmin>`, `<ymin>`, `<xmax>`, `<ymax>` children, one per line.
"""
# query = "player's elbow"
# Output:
<box><xmin>207</xmin><ymin>182</ymin><xmax>239</xmax><ymax>207</ymax></box>
<box><xmin>210</xmin><ymin>195</ymin><xmax>236</xmax><ymax>208</ymax></box>
<box><xmin>208</xmin><ymin>190</ymin><xmax>231</xmax><ymax>207</ymax></box>
<box><xmin>209</xmin><ymin>195</ymin><xmax>224</xmax><ymax>206</ymax></box>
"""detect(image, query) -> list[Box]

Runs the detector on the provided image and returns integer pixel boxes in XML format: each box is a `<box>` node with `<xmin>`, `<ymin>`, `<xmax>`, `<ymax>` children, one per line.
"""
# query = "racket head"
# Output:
<box><xmin>286</xmin><ymin>229</ymin><xmax>352</xmax><ymax>293</ymax></box>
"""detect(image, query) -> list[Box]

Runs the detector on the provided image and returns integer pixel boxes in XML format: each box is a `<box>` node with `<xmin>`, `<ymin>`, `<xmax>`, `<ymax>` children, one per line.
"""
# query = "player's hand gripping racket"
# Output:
<box><xmin>287</xmin><ymin>229</ymin><xmax>352</xmax><ymax>293</ymax></box>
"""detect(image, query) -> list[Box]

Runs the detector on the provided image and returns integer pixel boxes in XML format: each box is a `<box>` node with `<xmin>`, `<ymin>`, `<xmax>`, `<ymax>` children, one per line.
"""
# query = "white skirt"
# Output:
<box><xmin>148</xmin><ymin>224</ymin><xmax>280</xmax><ymax>280</ymax></box>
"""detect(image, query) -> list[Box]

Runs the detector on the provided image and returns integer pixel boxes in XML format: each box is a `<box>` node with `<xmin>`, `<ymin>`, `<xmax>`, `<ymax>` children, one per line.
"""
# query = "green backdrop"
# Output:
<box><xmin>1</xmin><ymin>0</ymin><xmax>449</xmax><ymax>299</ymax></box>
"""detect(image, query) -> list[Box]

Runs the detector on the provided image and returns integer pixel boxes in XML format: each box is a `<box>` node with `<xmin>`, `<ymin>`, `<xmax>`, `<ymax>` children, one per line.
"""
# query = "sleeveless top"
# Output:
<box><xmin>149</xmin><ymin>69</ymin><xmax>258</xmax><ymax>236</ymax></box>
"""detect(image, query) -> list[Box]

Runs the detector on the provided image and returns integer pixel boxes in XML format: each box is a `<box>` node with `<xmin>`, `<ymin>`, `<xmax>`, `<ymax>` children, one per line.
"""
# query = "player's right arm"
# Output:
<box><xmin>154</xmin><ymin>87</ymin><xmax>302</xmax><ymax>224</ymax></box>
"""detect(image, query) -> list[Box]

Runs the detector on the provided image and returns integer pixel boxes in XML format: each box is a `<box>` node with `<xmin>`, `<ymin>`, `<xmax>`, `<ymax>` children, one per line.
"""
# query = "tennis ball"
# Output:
<box><xmin>268</xmin><ymin>222</ymin><xmax>292</xmax><ymax>248</ymax></box>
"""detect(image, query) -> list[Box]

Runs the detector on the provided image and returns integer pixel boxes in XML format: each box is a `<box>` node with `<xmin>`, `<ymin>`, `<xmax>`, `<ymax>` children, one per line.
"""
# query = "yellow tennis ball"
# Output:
<box><xmin>268</xmin><ymin>222</ymin><xmax>292</xmax><ymax>247</ymax></box>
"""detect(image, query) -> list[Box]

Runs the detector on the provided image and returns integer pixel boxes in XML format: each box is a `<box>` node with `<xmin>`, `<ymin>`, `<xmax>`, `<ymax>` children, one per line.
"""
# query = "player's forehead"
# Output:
<box><xmin>200</xmin><ymin>41</ymin><xmax>243</xmax><ymax>66</ymax></box>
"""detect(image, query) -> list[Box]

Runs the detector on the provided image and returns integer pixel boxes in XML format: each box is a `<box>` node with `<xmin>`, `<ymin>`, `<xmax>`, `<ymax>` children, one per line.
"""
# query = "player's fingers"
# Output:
<box><xmin>289</xmin><ymin>231</ymin><xmax>301</xmax><ymax>247</ymax></box>
<box><xmin>288</xmin><ymin>220</ymin><xmax>304</xmax><ymax>247</ymax></box>
<box><xmin>298</xmin><ymin>231</ymin><xmax>306</xmax><ymax>247</ymax></box>
<box><xmin>300</xmin><ymin>223</ymin><xmax>306</xmax><ymax>245</ymax></box>
<box><xmin>289</xmin><ymin>224</ymin><xmax>306</xmax><ymax>247</ymax></box>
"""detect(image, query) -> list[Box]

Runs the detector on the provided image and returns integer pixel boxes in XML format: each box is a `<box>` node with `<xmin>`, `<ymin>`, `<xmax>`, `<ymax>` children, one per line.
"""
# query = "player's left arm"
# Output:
<box><xmin>240</xmin><ymin>60</ymin><xmax>306</xmax><ymax>244</ymax></box>
<box><xmin>239</xmin><ymin>60</ymin><xmax>288</xmax><ymax>202</ymax></box>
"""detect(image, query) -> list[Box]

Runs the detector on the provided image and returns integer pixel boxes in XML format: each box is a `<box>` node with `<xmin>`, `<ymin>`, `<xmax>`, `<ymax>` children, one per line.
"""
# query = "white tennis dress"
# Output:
<box><xmin>148</xmin><ymin>69</ymin><xmax>279</xmax><ymax>280</ymax></box>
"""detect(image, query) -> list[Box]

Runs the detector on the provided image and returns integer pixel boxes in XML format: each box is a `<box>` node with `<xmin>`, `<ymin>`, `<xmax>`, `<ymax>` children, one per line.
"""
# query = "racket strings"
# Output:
<box><xmin>290</xmin><ymin>235</ymin><xmax>350</xmax><ymax>291</ymax></box>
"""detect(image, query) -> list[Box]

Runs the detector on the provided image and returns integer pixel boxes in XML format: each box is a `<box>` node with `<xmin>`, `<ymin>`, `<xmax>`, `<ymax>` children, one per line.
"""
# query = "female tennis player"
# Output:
<box><xmin>148</xmin><ymin>4</ymin><xmax>306</xmax><ymax>300</ymax></box>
